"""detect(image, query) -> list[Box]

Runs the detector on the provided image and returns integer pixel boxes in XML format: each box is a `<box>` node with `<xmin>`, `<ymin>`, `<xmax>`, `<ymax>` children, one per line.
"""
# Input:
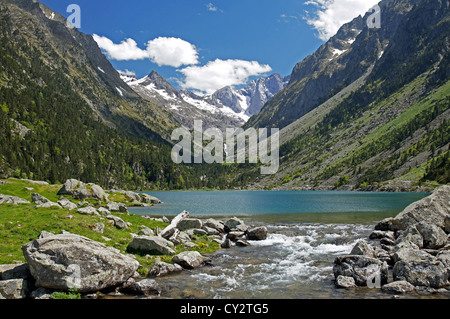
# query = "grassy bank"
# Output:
<box><xmin>0</xmin><ymin>179</ymin><xmax>220</xmax><ymax>277</ymax></box>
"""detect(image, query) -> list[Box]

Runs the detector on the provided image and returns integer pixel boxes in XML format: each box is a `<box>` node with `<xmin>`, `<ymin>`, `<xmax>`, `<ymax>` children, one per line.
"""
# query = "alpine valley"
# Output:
<box><xmin>0</xmin><ymin>0</ymin><xmax>449</xmax><ymax>192</ymax></box>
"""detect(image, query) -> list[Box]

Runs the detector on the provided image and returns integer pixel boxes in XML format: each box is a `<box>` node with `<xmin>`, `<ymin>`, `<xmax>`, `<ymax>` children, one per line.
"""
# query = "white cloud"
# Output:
<box><xmin>304</xmin><ymin>0</ymin><xmax>380</xmax><ymax>41</ymax></box>
<box><xmin>146</xmin><ymin>37</ymin><xmax>199</xmax><ymax>68</ymax></box>
<box><xmin>93</xmin><ymin>35</ymin><xmax>149</xmax><ymax>60</ymax></box>
<box><xmin>207</xmin><ymin>3</ymin><xmax>218</xmax><ymax>11</ymax></box>
<box><xmin>93</xmin><ymin>35</ymin><xmax>199</xmax><ymax>67</ymax></box>
<box><xmin>178</xmin><ymin>59</ymin><xmax>272</xmax><ymax>95</ymax></box>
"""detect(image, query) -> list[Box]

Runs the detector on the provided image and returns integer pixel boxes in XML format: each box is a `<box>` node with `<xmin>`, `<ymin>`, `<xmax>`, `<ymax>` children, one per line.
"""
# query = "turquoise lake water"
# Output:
<box><xmin>130</xmin><ymin>191</ymin><xmax>429</xmax><ymax>224</ymax></box>
<box><xmin>128</xmin><ymin>191</ymin><xmax>438</xmax><ymax>299</ymax></box>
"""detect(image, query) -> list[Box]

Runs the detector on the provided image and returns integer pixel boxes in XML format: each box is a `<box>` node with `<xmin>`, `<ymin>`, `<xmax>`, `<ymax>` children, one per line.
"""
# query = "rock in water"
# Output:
<box><xmin>382</xmin><ymin>281</ymin><xmax>415</xmax><ymax>294</ymax></box>
<box><xmin>335</xmin><ymin>275</ymin><xmax>357</xmax><ymax>288</ymax></box>
<box><xmin>172</xmin><ymin>251</ymin><xmax>204</xmax><ymax>269</ymax></box>
<box><xmin>333</xmin><ymin>255</ymin><xmax>388</xmax><ymax>287</ymax></box>
<box><xmin>22</xmin><ymin>233</ymin><xmax>139</xmax><ymax>292</ymax></box>
<box><xmin>247</xmin><ymin>226</ymin><xmax>268</xmax><ymax>241</ymax></box>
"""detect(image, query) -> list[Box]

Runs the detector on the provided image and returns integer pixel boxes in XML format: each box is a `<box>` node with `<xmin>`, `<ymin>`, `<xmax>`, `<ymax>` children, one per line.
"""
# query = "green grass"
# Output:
<box><xmin>0</xmin><ymin>179</ymin><xmax>220</xmax><ymax>278</ymax></box>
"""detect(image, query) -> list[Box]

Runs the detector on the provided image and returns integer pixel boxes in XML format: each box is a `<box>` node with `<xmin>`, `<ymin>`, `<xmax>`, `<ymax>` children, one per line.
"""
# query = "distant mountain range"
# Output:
<box><xmin>121</xmin><ymin>71</ymin><xmax>289</xmax><ymax>129</ymax></box>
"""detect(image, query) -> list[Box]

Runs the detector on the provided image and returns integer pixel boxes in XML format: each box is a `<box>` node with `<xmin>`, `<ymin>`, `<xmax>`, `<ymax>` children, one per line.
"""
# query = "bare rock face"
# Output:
<box><xmin>22</xmin><ymin>233</ymin><xmax>140</xmax><ymax>293</ymax></box>
<box><xmin>389</xmin><ymin>185</ymin><xmax>450</xmax><ymax>231</ymax></box>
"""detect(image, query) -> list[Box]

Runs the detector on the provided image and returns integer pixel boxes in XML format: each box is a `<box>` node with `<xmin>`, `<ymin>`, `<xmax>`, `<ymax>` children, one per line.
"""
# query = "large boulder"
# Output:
<box><xmin>224</xmin><ymin>217</ymin><xmax>248</xmax><ymax>232</ymax></box>
<box><xmin>22</xmin><ymin>233</ymin><xmax>139</xmax><ymax>292</ymax></box>
<box><xmin>389</xmin><ymin>185</ymin><xmax>450</xmax><ymax>231</ymax></box>
<box><xmin>247</xmin><ymin>226</ymin><xmax>268</xmax><ymax>241</ymax></box>
<box><xmin>177</xmin><ymin>218</ymin><xmax>203</xmax><ymax>231</ymax></box>
<box><xmin>139</xmin><ymin>193</ymin><xmax>162</xmax><ymax>205</ymax></box>
<box><xmin>393</xmin><ymin>258</ymin><xmax>448</xmax><ymax>288</ymax></box>
<box><xmin>333</xmin><ymin>255</ymin><xmax>388</xmax><ymax>287</ymax></box>
<box><xmin>127</xmin><ymin>236</ymin><xmax>176</xmax><ymax>255</ymax></box>
<box><xmin>106</xmin><ymin>215</ymin><xmax>128</xmax><ymax>230</ymax></box>
<box><xmin>90</xmin><ymin>184</ymin><xmax>108</xmax><ymax>202</ymax></box>
<box><xmin>172</xmin><ymin>251</ymin><xmax>204</xmax><ymax>269</ymax></box>
<box><xmin>416</xmin><ymin>222</ymin><xmax>448</xmax><ymax>249</ymax></box>
<box><xmin>203</xmin><ymin>219</ymin><xmax>225</xmax><ymax>233</ymax></box>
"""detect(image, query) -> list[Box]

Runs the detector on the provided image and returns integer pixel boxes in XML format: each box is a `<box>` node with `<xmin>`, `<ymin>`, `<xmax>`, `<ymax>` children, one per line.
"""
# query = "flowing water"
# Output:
<box><xmin>129</xmin><ymin>191</ymin><xmax>431</xmax><ymax>299</ymax></box>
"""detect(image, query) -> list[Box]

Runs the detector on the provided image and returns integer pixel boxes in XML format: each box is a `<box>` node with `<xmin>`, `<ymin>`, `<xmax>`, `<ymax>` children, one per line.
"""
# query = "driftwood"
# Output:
<box><xmin>160</xmin><ymin>210</ymin><xmax>189</xmax><ymax>238</ymax></box>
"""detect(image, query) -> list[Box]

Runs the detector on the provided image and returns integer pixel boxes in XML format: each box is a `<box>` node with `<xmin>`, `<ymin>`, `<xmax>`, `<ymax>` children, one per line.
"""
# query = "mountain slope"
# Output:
<box><xmin>0</xmin><ymin>0</ymin><xmax>190</xmax><ymax>189</ymax></box>
<box><xmin>246</xmin><ymin>0</ymin><xmax>423</xmax><ymax>130</ymax></box>
<box><xmin>246</xmin><ymin>0</ymin><xmax>450</xmax><ymax>191</ymax></box>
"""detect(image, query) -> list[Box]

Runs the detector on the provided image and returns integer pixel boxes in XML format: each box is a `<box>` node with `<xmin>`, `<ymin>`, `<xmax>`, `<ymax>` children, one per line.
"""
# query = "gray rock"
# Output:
<box><xmin>335</xmin><ymin>275</ymin><xmax>357</xmax><ymax>288</ymax></box>
<box><xmin>123</xmin><ymin>191</ymin><xmax>141</xmax><ymax>202</ymax></box>
<box><xmin>77</xmin><ymin>206</ymin><xmax>99</xmax><ymax>216</ymax></box>
<box><xmin>172</xmin><ymin>251</ymin><xmax>204</xmax><ymax>269</ymax></box>
<box><xmin>204</xmin><ymin>219</ymin><xmax>225</xmax><ymax>233</ymax></box>
<box><xmin>396</xmin><ymin>225</ymin><xmax>424</xmax><ymax>248</ymax></box>
<box><xmin>227</xmin><ymin>231</ymin><xmax>246</xmax><ymax>241</ymax></box>
<box><xmin>138</xmin><ymin>227</ymin><xmax>154</xmax><ymax>237</ymax></box>
<box><xmin>202</xmin><ymin>226</ymin><xmax>221</xmax><ymax>236</ymax></box>
<box><xmin>177</xmin><ymin>218</ymin><xmax>203</xmax><ymax>231</ymax></box>
<box><xmin>22</xmin><ymin>233</ymin><xmax>139</xmax><ymax>292</ymax></box>
<box><xmin>34</xmin><ymin>201</ymin><xmax>62</xmax><ymax>209</ymax></box>
<box><xmin>416</xmin><ymin>222</ymin><xmax>448</xmax><ymax>249</ymax></box>
<box><xmin>31</xmin><ymin>193</ymin><xmax>50</xmax><ymax>205</ymax></box>
<box><xmin>97</xmin><ymin>207</ymin><xmax>111</xmax><ymax>216</ymax></box>
<box><xmin>57</xmin><ymin>198</ymin><xmax>78</xmax><ymax>210</ymax></box>
<box><xmin>139</xmin><ymin>193</ymin><xmax>162</xmax><ymax>204</ymax></box>
<box><xmin>57</xmin><ymin>179</ymin><xmax>81</xmax><ymax>196</ymax></box>
<box><xmin>30</xmin><ymin>287</ymin><xmax>52</xmax><ymax>299</ymax></box>
<box><xmin>149</xmin><ymin>259</ymin><xmax>183</xmax><ymax>277</ymax></box>
<box><xmin>106</xmin><ymin>215</ymin><xmax>128</xmax><ymax>230</ymax></box>
<box><xmin>127</xmin><ymin>236</ymin><xmax>175</xmax><ymax>255</ymax></box>
<box><xmin>382</xmin><ymin>281</ymin><xmax>415</xmax><ymax>294</ymax></box>
<box><xmin>90</xmin><ymin>184</ymin><xmax>108</xmax><ymax>201</ymax></box>
<box><xmin>444</xmin><ymin>216</ymin><xmax>450</xmax><ymax>234</ymax></box>
<box><xmin>392</xmin><ymin>248</ymin><xmax>435</xmax><ymax>264</ymax></box>
<box><xmin>127</xmin><ymin>279</ymin><xmax>161</xmax><ymax>296</ymax></box>
<box><xmin>38</xmin><ymin>230</ymin><xmax>54</xmax><ymax>239</ymax></box>
<box><xmin>221</xmin><ymin>239</ymin><xmax>232</xmax><ymax>249</ymax></box>
<box><xmin>389</xmin><ymin>185</ymin><xmax>450</xmax><ymax>231</ymax></box>
<box><xmin>236</xmin><ymin>239</ymin><xmax>251</xmax><ymax>247</ymax></box>
<box><xmin>106</xmin><ymin>202</ymin><xmax>127</xmax><ymax>213</ymax></box>
<box><xmin>0</xmin><ymin>194</ymin><xmax>30</xmax><ymax>205</ymax></box>
<box><xmin>375</xmin><ymin>218</ymin><xmax>394</xmax><ymax>231</ymax></box>
<box><xmin>225</xmin><ymin>217</ymin><xmax>247</xmax><ymax>232</ymax></box>
<box><xmin>92</xmin><ymin>223</ymin><xmax>105</xmax><ymax>234</ymax></box>
<box><xmin>393</xmin><ymin>259</ymin><xmax>448</xmax><ymax>288</ymax></box>
<box><xmin>350</xmin><ymin>240</ymin><xmax>376</xmax><ymax>258</ymax></box>
<box><xmin>369</xmin><ymin>230</ymin><xmax>395</xmax><ymax>241</ymax></box>
<box><xmin>333</xmin><ymin>255</ymin><xmax>388</xmax><ymax>287</ymax></box>
<box><xmin>247</xmin><ymin>226</ymin><xmax>268</xmax><ymax>241</ymax></box>
<box><xmin>0</xmin><ymin>279</ymin><xmax>29</xmax><ymax>299</ymax></box>
<box><xmin>0</xmin><ymin>264</ymin><xmax>31</xmax><ymax>281</ymax></box>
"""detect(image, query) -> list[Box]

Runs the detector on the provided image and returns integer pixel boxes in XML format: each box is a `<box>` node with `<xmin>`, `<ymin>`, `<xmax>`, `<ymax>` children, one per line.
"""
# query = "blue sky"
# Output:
<box><xmin>39</xmin><ymin>0</ymin><xmax>379</xmax><ymax>94</ymax></box>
